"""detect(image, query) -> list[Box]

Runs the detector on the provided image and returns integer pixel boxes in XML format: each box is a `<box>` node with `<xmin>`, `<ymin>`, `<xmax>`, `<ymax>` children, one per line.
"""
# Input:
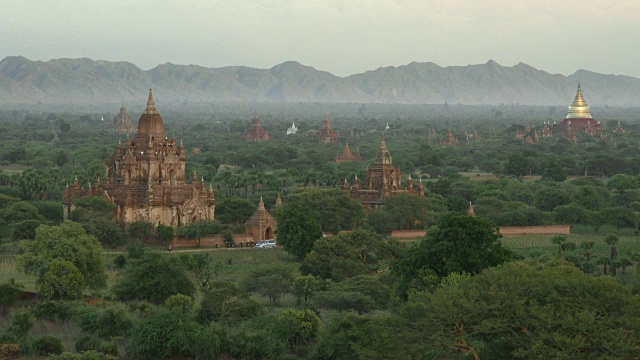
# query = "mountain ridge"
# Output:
<box><xmin>1</xmin><ymin>56</ymin><xmax>640</xmax><ymax>106</ymax></box>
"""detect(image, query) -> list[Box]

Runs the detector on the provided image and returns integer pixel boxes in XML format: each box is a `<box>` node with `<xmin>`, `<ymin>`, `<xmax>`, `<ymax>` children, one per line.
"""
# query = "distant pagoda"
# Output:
<box><xmin>345</xmin><ymin>136</ymin><xmax>424</xmax><ymax>209</ymax></box>
<box><xmin>317</xmin><ymin>116</ymin><xmax>339</xmax><ymax>143</ymax></box>
<box><xmin>245</xmin><ymin>113</ymin><xmax>270</xmax><ymax>141</ymax></box>
<box><xmin>110</xmin><ymin>103</ymin><xmax>135</xmax><ymax>134</ymax></box>
<box><xmin>335</xmin><ymin>143</ymin><xmax>362</xmax><ymax>163</ymax></box>
<box><xmin>554</xmin><ymin>84</ymin><xmax>602</xmax><ymax>138</ymax></box>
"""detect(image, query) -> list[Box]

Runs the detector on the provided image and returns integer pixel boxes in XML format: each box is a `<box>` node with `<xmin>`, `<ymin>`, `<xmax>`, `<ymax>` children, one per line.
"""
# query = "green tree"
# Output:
<box><xmin>284</xmin><ymin>188</ymin><xmax>366</xmax><ymax>233</ymax></box>
<box><xmin>292</xmin><ymin>275</ymin><xmax>326</xmax><ymax>307</ymax></box>
<box><xmin>40</xmin><ymin>261</ymin><xmax>84</xmax><ymax>300</ymax></box>
<box><xmin>503</xmin><ymin>154</ymin><xmax>529</xmax><ymax>177</ymax></box>
<box><xmin>197</xmin><ymin>281</ymin><xmax>261</xmax><ymax>323</ymax></box>
<box><xmin>176</xmin><ymin>220</ymin><xmax>220</xmax><ymax>247</ymax></box>
<box><xmin>127</xmin><ymin>221</ymin><xmax>154</xmax><ymax>243</ymax></box>
<box><xmin>314</xmin><ymin>276</ymin><xmax>391</xmax><ymax>315</ymax></box>
<box><xmin>541</xmin><ymin>160</ymin><xmax>567</xmax><ymax>182</ymax></box>
<box><xmin>112</xmin><ymin>252</ymin><xmax>195</xmax><ymax>304</ymax></box>
<box><xmin>607</xmin><ymin>173</ymin><xmax>638</xmax><ymax>194</ymax></box>
<box><xmin>155</xmin><ymin>224</ymin><xmax>174</xmax><ymax>246</ymax></box>
<box><xmin>405</xmin><ymin>260</ymin><xmax>640</xmax><ymax>359</ymax></box>
<box><xmin>243</xmin><ymin>265</ymin><xmax>295</xmax><ymax>305</ymax></box>
<box><xmin>127</xmin><ymin>309</ymin><xmax>203</xmax><ymax>360</ymax></box>
<box><xmin>394</xmin><ymin>213</ymin><xmax>512</xmax><ymax>299</ymax></box>
<box><xmin>18</xmin><ymin>221</ymin><xmax>106</xmax><ymax>292</ymax></box>
<box><xmin>301</xmin><ymin>230</ymin><xmax>401</xmax><ymax>282</ymax></box>
<box><xmin>274</xmin><ymin>203</ymin><xmax>323</xmax><ymax>261</ymax></box>
<box><xmin>275</xmin><ymin>308</ymin><xmax>321</xmax><ymax>349</ymax></box>
<box><xmin>215</xmin><ymin>196</ymin><xmax>256</xmax><ymax>224</ymax></box>
<box><xmin>534</xmin><ymin>186</ymin><xmax>571</xmax><ymax>211</ymax></box>
<box><xmin>179</xmin><ymin>252</ymin><xmax>223</xmax><ymax>287</ymax></box>
<box><xmin>383</xmin><ymin>193</ymin><xmax>431</xmax><ymax>230</ymax></box>
<box><xmin>313</xmin><ymin>312</ymin><xmax>424</xmax><ymax>360</ymax></box>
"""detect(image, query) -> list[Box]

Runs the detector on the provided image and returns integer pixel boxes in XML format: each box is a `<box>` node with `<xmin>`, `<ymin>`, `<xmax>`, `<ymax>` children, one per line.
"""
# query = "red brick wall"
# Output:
<box><xmin>499</xmin><ymin>225</ymin><xmax>571</xmax><ymax>236</ymax></box>
<box><xmin>173</xmin><ymin>234</ymin><xmax>254</xmax><ymax>248</ymax></box>
<box><xmin>390</xmin><ymin>230</ymin><xmax>427</xmax><ymax>239</ymax></box>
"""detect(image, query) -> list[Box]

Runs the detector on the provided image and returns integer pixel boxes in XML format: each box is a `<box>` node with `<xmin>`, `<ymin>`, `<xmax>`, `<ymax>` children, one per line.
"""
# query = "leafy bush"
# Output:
<box><xmin>32</xmin><ymin>335</ymin><xmax>63</xmax><ymax>356</ymax></box>
<box><xmin>165</xmin><ymin>294</ymin><xmax>193</xmax><ymax>313</ymax></box>
<box><xmin>112</xmin><ymin>254</ymin><xmax>126</xmax><ymax>269</ymax></box>
<box><xmin>75</xmin><ymin>304</ymin><xmax>133</xmax><ymax>337</ymax></box>
<box><xmin>32</xmin><ymin>300</ymin><xmax>73</xmax><ymax>321</ymax></box>
<box><xmin>95</xmin><ymin>304</ymin><xmax>133</xmax><ymax>337</ymax></box>
<box><xmin>0</xmin><ymin>343</ymin><xmax>21</xmax><ymax>358</ymax></box>
<box><xmin>5</xmin><ymin>311</ymin><xmax>34</xmax><ymax>340</ymax></box>
<box><xmin>40</xmin><ymin>260</ymin><xmax>85</xmax><ymax>300</ymax></box>
<box><xmin>0</xmin><ymin>283</ymin><xmax>22</xmax><ymax>307</ymax></box>
<box><xmin>75</xmin><ymin>335</ymin><xmax>118</xmax><ymax>356</ymax></box>
<box><xmin>125</xmin><ymin>241</ymin><xmax>145</xmax><ymax>259</ymax></box>
<box><xmin>127</xmin><ymin>309</ymin><xmax>203</xmax><ymax>360</ymax></box>
<box><xmin>113</xmin><ymin>252</ymin><xmax>195</xmax><ymax>304</ymax></box>
<box><xmin>50</xmin><ymin>350</ymin><xmax>118</xmax><ymax>360</ymax></box>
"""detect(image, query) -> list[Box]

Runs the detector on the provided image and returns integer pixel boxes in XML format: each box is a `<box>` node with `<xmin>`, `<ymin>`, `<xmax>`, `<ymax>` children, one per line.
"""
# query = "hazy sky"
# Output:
<box><xmin>2</xmin><ymin>0</ymin><xmax>639</xmax><ymax>77</ymax></box>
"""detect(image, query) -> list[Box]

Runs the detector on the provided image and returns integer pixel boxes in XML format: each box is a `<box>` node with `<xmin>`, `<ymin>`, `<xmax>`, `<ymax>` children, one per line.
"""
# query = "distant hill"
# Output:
<box><xmin>2</xmin><ymin>56</ymin><xmax>640</xmax><ymax>106</ymax></box>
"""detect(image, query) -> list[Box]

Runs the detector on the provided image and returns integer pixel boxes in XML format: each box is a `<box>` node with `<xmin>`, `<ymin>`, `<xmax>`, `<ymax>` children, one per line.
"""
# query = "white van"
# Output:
<box><xmin>255</xmin><ymin>240</ymin><xmax>276</xmax><ymax>249</ymax></box>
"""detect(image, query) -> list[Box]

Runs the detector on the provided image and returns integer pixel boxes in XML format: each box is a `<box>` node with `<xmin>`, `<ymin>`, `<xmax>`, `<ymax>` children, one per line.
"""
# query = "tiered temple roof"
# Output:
<box><xmin>317</xmin><ymin>116</ymin><xmax>339</xmax><ymax>143</ymax></box>
<box><xmin>335</xmin><ymin>143</ymin><xmax>362</xmax><ymax>163</ymax></box>
<box><xmin>110</xmin><ymin>103</ymin><xmax>135</xmax><ymax>134</ymax></box>
<box><xmin>63</xmin><ymin>89</ymin><xmax>215</xmax><ymax>227</ymax></box>
<box><xmin>346</xmin><ymin>136</ymin><xmax>424</xmax><ymax>209</ymax></box>
<box><xmin>245</xmin><ymin>113</ymin><xmax>270</xmax><ymax>141</ymax></box>
<box><xmin>244</xmin><ymin>197</ymin><xmax>278</xmax><ymax>241</ymax></box>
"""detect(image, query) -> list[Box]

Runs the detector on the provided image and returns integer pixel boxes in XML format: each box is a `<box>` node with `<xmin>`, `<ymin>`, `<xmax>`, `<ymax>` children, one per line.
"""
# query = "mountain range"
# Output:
<box><xmin>1</xmin><ymin>56</ymin><xmax>640</xmax><ymax>106</ymax></box>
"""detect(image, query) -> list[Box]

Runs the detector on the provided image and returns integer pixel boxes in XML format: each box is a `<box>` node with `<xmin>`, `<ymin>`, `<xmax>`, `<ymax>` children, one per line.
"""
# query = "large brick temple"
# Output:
<box><xmin>345</xmin><ymin>136</ymin><xmax>424</xmax><ymax>209</ymax></box>
<box><xmin>63</xmin><ymin>89</ymin><xmax>216</xmax><ymax>226</ymax></box>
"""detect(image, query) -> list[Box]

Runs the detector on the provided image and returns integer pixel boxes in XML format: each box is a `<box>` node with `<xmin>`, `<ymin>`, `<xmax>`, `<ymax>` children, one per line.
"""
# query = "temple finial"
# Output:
<box><xmin>145</xmin><ymin>88</ymin><xmax>158</xmax><ymax>114</ymax></box>
<box><xmin>258</xmin><ymin>196</ymin><xmax>265</xmax><ymax>210</ymax></box>
<box><xmin>467</xmin><ymin>201</ymin><xmax>476</xmax><ymax>217</ymax></box>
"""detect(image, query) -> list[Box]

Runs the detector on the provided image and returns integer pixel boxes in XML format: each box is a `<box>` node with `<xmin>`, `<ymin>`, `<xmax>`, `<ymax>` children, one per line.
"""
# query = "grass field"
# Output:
<box><xmin>501</xmin><ymin>234</ymin><xmax>640</xmax><ymax>259</ymax></box>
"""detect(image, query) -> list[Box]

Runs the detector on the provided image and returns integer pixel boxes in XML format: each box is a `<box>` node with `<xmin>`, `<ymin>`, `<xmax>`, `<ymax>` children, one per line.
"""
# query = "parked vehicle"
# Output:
<box><xmin>255</xmin><ymin>240</ymin><xmax>276</xmax><ymax>249</ymax></box>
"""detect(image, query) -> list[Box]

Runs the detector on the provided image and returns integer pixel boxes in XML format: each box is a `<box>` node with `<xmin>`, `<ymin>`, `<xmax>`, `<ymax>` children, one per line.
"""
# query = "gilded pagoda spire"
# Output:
<box><xmin>566</xmin><ymin>84</ymin><xmax>592</xmax><ymax>119</ymax></box>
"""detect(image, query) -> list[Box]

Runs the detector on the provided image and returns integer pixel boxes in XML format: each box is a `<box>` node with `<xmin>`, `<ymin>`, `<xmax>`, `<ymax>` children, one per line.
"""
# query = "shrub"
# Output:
<box><xmin>95</xmin><ymin>304</ymin><xmax>133</xmax><ymax>337</ymax></box>
<box><xmin>112</xmin><ymin>254</ymin><xmax>126</xmax><ymax>269</ymax></box>
<box><xmin>75</xmin><ymin>335</ymin><xmax>118</xmax><ymax>356</ymax></box>
<box><xmin>113</xmin><ymin>253</ymin><xmax>195</xmax><ymax>304</ymax></box>
<box><xmin>32</xmin><ymin>335</ymin><xmax>63</xmax><ymax>356</ymax></box>
<box><xmin>165</xmin><ymin>294</ymin><xmax>193</xmax><ymax>313</ymax></box>
<box><xmin>6</xmin><ymin>311</ymin><xmax>34</xmax><ymax>339</ymax></box>
<box><xmin>32</xmin><ymin>300</ymin><xmax>73</xmax><ymax>321</ymax></box>
<box><xmin>40</xmin><ymin>260</ymin><xmax>85</xmax><ymax>300</ymax></box>
<box><xmin>127</xmin><ymin>309</ymin><xmax>203</xmax><ymax>360</ymax></box>
<box><xmin>125</xmin><ymin>241</ymin><xmax>145</xmax><ymax>259</ymax></box>
<box><xmin>0</xmin><ymin>283</ymin><xmax>22</xmax><ymax>307</ymax></box>
<box><xmin>0</xmin><ymin>343</ymin><xmax>21</xmax><ymax>358</ymax></box>
<box><xmin>49</xmin><ymin>350</ymin><xmax>118</xmax><ymax>360</ymax></box>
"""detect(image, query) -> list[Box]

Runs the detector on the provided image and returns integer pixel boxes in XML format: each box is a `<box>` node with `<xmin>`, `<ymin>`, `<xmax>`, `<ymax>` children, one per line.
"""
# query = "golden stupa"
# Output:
<box><xmin>565</xmin><ymin>84</ymin><xmax>593</xmax><ymax>119</ymax></box>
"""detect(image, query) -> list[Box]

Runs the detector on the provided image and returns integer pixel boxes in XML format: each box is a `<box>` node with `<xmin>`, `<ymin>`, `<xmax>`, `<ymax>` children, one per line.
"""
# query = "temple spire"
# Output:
<box><xmin>468</xmin><ymin>201</ymin><xmax>476</xmax><ymax>217</ymax></box>
<box><xmin>144</xmin><ymin>88</ymin><xmax>158</xmax><ymax>115</ymax></box>
<box><xmin>258</xmin><ymin>196</ymin><xmax>265</xmax><ymax>210</ymax></box>
<box><xmin>566</xmin><ymin>83</ymin><xmax>592</xmax><ymax>119</ymax></box>
<box><xmin>275</xmin><ymin>192</ymin><xmax>283</xmax><ymax>207</ymax></box>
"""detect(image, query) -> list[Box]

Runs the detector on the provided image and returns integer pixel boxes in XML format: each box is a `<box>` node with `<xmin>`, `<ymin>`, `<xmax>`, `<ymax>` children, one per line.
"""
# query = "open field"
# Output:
<box><xmin>501</xmin><ymin>234</ymin><xmax>640</xmax><ymax>259</ymax></box>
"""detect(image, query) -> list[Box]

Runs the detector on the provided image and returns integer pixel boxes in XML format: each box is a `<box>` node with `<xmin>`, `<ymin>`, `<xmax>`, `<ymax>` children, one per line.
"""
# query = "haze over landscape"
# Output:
<box><xmin>2</xmin><ymin>1</ymin><xmax>640</xmax><ymax>106</ymax></box>
<box><xmin>3</xmin><ymin>56</ymin><xmax>640</xmax><ymax>106</ymax></box>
